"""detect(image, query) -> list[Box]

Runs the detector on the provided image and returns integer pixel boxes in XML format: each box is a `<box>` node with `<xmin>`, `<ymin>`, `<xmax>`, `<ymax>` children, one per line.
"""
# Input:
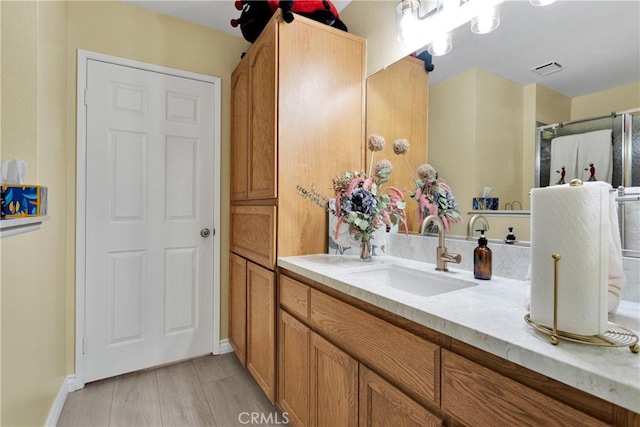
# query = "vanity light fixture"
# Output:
<box><xmin>428</xmin><ymin>32</ymin><xmax>453</xmax><ymax>56</ymax></box>
<box><xmin>397</xmin><ymin>0</ymin><xmax>507</xmax><ymax>55</ymax></box>
<box><xmin>470</xmin><ymin>5</ymin><xmax>500</xmax><ymax>34</ymax></box>
<box><xmin>529</xmin><ymin>0</ymin><xmax>557</xmax><ymax>6</ymax></box>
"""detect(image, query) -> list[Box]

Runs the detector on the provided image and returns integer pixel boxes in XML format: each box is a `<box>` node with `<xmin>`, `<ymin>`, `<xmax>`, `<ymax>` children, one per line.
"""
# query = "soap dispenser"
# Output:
<box><xmin>474</xmin><ymin>229</ymin><xmax>492</xmax><ymax>280</ymax></box>
<box><xmin>505</xmin><ymin>227</ymin><xmax>516</xmax><ymax>244</ymax></box>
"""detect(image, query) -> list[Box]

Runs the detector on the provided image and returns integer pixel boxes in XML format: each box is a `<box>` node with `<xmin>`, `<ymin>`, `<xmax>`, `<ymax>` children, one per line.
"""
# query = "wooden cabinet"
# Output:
<box><xmin>310</xmin><ymin>289</ymin><xmax>440</xmax><ymax>408</ymax></box>
<box><xmin>229</xmin><ymin>253</ymin><xmax>247</xmax><ymax>366</ymax></box>
<box><xmin>229</xmin><ymin>254</ymin><xmax>275</xmax><ymax>397</ymax></box>
<box><xmin>310</xmin><ymin>333</ymin><xmax>359</xmax><ymax>427</ymax></box>
<box><xmin>441</xmin><ymin>350</ymin><xmax>608</xmax><ymax>427</ymax></box>
<box><xmin>229</xmin><ymin>10</ymin><xmax>365</xmax><ymax>404</ymax></box>
<box><xmin>231</xmin><ymin>57</ymin><xmax>249</xmax><ymax>201</ymax></box>
<box><xmin>278</xmin><ymin>275</ymin><xmax>440</xmax><ymax>427</ymax></box>
<box><xmin>247</xmin><ymin>24</ymin><xmax>277</xmax><ymax>200</ymax></box>
<box><xmin>246</xmin><ymin>261</ymin><xmax>276</xmax><ymax>402</ymax></box>
<box><xmin>278</xmin><ymin>310</ymin><xmax>310</xmax><ymax>427</ymax></box>
<box><xmin>359</xmin><ymin>365</ymin><xmax>443</xmax><ymax>427</ymax></box>
<box><xmin>276</xmin><ymin>271</ymin><xmax>637</xmax><ymax>426</ymax></box>
<box><xmin>231</xmin><ymin>21</ymin><xmax>276</xmax><ymax>201</ymax></box>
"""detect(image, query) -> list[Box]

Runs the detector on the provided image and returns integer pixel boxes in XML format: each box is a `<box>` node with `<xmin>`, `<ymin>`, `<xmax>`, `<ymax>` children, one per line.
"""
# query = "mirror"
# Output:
<box><xmin>354</xmin><ymin>1</ymin><xmax>640</xmax><ymax>251</ymax></box>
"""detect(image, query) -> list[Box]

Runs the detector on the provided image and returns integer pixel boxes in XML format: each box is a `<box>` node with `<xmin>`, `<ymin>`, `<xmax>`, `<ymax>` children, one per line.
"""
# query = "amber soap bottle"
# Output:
<box><xmin>474</xmin><ymin>229</ymin><xmax>492</xmax><ymax>280</ymax></box>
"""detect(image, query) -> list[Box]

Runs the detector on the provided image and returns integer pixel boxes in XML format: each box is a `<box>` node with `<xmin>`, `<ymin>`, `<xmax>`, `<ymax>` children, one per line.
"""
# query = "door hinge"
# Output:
<box><xmin>82</xmin><ymin>337</ymin><xmax>86</xmax><ymax>354</ymax></box>
<box><xmin>84</xmin><ymin>89</ymin><xmax>88</xmax><ymax>106</ymax></box>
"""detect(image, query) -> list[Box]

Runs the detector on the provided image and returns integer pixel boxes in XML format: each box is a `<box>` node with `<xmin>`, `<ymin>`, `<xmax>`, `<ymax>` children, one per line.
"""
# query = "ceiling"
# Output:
<box><xmin>124</xmin><ymin>0</ymin><xmax>640</xmax><ymax>98</ymax></box>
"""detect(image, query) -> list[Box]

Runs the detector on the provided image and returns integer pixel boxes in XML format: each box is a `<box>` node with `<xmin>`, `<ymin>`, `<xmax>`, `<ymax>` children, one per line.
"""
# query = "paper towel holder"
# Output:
<box><xmin>525</xmin><ymin>253</ymin><xmax>639</xmax><ymax>353</ymax></box>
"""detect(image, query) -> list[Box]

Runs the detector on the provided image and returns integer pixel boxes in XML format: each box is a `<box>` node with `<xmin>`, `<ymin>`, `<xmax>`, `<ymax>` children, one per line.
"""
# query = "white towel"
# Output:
<box><xmin>577</xmin><ymin>129</ymin><xmax>613</xmax><ymax>184</ymax></box>
<box><xmin>607</xmin><ymin>185</ymin><xmax>626</xmax><ymax>313</ymax></box>
<box><xmin>526</xmin><ymin>182</ymin><xmax>626</xmax><ymax>315</ymax></box>
<box><xmin>621</xmin><ymin>187</ymin><xmax>640</xmax><ymax>252</ymax></box>
<box><xmin>549</xmin><ymin>134</ymin><xmax>579</xmax><ymax>185</ymax></box>
<box><xmin>530</xmin><ymin>182</ymin><xmax>610</xmax><ymax>336</ymax></box>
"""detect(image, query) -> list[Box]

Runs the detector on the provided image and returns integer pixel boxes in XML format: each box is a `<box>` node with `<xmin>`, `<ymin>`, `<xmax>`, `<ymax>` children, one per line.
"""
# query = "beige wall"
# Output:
<box><xmin>571</xmin><ymin>82</ymin><xmax>640</xmax><ymax>120</ymax></box>
<box><xmin>341</xmin><ymin>0</ymin><xmax>420</xmax><ymax>77</ymax></box>
<box><xmin>429</xmin><ymin>68</ymin><xmax>529</xmax><ymax>240</ymax></box>
<box><xmin>535</xmin><ymin>84</ymin><xmax>571</xmax><ymax>126</ymax></box>
<box><xmin>1</xmin><ymin>1</ymin><xmax>248</xmax><ymax>423</ymax></box>
<box><xmin>428</xmin><ymin>69</ymin><xmax>477</xmax><ymax>237</ymax></box>
<box><xmin>65</xmin><ymin>1</ymin><xmax>249</xmax><ymax>374</ymax></box>
<box><xmin>429</xmin><ymin>69</ymin><xmax>639</xmax><ymax>242</ymax></box>
<box><xmin>1</xmin><ymin>2</ymin><xmax>68</xmax><ymax>425</ymax></box>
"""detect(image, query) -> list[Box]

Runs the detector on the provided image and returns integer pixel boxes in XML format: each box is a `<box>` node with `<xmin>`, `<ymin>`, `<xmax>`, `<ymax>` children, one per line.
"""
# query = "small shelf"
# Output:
<box><xmin>468</xmin><ymin>210</ymin><xmax>530</xmax><ymax>217</ymax></box>
<box><xmin>0</xmin><ymin>216</ymin><xmax>51</xmax><ymax>238</ymax></box>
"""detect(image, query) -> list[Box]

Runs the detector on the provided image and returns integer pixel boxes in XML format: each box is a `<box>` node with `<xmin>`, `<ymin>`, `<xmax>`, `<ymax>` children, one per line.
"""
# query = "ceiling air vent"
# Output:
<box><xmin>531</xmin><ymin>61</ymin><xmax>564</xmax><ymax>76</ymax></box>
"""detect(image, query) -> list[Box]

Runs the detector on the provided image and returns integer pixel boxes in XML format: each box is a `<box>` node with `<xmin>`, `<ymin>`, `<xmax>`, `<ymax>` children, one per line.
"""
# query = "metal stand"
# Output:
<box><xmin>525</xmin><ymin>253</ymin><xmax>639</xmax><ymax>353</ymax></box>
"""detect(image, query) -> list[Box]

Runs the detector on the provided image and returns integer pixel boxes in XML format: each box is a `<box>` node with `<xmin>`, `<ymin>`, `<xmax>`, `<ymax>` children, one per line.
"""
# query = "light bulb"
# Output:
<box><xmin>428</xmin><ymin>33</ymin><xmax>452</xmax><ymax>56</ymax></box>
<box><xmin>400</xmin><ymin>10</ymin><xmax>419</xmax><ymax>41</ymax></box>
<box><xmin>471</xmin><ymin>6</ymin><xmax>500</xmax><ymax>34</ymax></box>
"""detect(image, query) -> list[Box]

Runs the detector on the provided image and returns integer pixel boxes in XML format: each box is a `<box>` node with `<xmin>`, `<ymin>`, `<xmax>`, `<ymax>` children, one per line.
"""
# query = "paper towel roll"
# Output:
<box><xmin>530</xmin><ymin>182</ymin><xmax>609</xmax><ymax>336</ymax></box>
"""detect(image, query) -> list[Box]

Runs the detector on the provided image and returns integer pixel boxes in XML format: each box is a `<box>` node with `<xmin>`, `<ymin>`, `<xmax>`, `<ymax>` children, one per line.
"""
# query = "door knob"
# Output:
<box><xmin>200</xmin><ymin>228</ymin><xmax>211</xmax><ymax>238</ymax></box>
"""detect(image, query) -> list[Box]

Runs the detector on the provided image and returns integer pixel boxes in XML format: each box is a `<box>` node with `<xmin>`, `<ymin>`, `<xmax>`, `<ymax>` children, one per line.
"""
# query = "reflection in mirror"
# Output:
<box><xmin>535</xmin><ymin>109</ymin><xmax>640</xmax><ymax>256</ymax></box>
<box><xmin>365</xmin><ymin>56</ymin><xmax>429</xmax><ymax>233</ymax></box>
<box><xmin>360</xmin><ymin>0</ymin><xmax>639</xmax><ymax>247</ymax></box>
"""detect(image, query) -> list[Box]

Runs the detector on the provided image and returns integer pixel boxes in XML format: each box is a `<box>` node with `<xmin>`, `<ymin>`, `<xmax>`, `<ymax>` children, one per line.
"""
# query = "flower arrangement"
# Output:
<box><xmin>297</xmin><ymin>135</ymin><xmax>408</xmax><ymax>260</ymax></box>
<box><xmin>392</xmin><ymin>139</ymin><xmax>461</xmax><ymax>233</ymax></box>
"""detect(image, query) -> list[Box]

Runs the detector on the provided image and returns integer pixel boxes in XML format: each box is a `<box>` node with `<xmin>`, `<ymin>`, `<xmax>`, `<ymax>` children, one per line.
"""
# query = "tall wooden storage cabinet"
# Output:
<box><xmin>229</xmin><ymin>10</ymin><xmax>365</xmax><ymax>403</ymax></box>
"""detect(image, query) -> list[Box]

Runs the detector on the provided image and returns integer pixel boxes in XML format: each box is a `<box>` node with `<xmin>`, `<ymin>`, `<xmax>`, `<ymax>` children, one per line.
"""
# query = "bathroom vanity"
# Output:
<box><xmin>276</xmin><ymin>254</ymin><xmax>640</xmax><ymax>426</ymax></box>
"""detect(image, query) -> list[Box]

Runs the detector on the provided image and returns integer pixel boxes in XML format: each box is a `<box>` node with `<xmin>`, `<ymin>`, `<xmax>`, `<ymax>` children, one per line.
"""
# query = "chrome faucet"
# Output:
<box><xmin>419</xmin><ymin>215</ymin><xmax>461</xmax><ymax>272</ymax></box>
<box><xmin>467</xmin><ymin>214</ymin><xmax>490</xmax><ymax>240</ymax></box>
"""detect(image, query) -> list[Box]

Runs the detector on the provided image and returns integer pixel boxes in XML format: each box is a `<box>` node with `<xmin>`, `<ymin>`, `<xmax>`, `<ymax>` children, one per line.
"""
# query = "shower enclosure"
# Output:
<box><xmin>535</xmin><ymin>108</ymin><xmax>640</xmax><ymax>256</ymax></box>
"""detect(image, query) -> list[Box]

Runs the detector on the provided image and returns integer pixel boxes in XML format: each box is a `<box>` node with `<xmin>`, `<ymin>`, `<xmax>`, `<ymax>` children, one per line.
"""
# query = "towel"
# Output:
<box><xmin>530</xmin><ymin>182</ymin><xmax>610</xmax><ymax>336</ymax></box>
<box><xmin>607</xmin><ymin>185</ymin><xmax>626</xmax><ymax>313</ymax></box>
<box><xmin>549</xmin><ymin>134</ymin><xmax>579</xmax><ymax>185</ymax></box>
<box><xmin>577</xmin><ymin>129</ymin><xmax>613</xmax><ymax>184</ymax></box>
<box><xmin>526</xmin><ymin>182</ymin><xmax>625</xmax><ymax>315</ymax></box>
<box><xmin>621</xmin><ymin>187</ymin><xmax>640</xmax><ymax>252</ymax></box>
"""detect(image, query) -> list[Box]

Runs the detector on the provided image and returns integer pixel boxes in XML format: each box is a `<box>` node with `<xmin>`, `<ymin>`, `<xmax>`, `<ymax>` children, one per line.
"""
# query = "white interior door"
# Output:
<box><xmin>84</xmin><ymin>59</ymin><xmax>215</xmax><ymax>382</ymax></box>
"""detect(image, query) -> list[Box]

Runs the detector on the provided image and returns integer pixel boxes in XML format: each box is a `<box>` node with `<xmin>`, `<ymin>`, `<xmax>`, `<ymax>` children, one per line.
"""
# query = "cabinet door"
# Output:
<box><xmin>229</xmin><ymin>253</ymin><xmax>247</xmax><ymax>366</ymax></box>
<box><xmin>231</xmin><ymin>58</ymin><xmax>249</xmax><ymax>201</ymax></box>
<box><xmin>310</xmin><ymin>333</ymin><xmax>358</xmax><ymax>427</ymax></box>
<box><xmin>278</xmin><ymin>310</ymin><xmax>310</xmax><ymax>427</ymax></box>
<box><xmin>247</xmin><ymin>21</ymin><xmax>277</xmax><ymax>200</ymax></box>
<box><xmin>246</xmin><ymin>261</ymin><xmax>276</xmax><ymax>402</ymax></box>
<box><xmin>442</xmin><ymin>350</ymin><xmax>609</xmax><ymax>427</ymax></box>
<box><xmin>359</xmin><ymin>366</ymin><xmax>443</xmax><ymax>427</ymax></box>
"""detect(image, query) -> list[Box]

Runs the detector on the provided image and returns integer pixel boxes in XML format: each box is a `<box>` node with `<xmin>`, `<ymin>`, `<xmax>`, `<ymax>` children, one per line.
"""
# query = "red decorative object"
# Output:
<box><xmin>230</xmin><ymin>0</ymin><xmax>348</xmax><ymax>43</ymax></box>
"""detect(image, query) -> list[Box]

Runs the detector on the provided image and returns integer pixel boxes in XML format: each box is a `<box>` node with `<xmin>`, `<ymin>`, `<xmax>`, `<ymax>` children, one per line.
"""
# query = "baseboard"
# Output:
<box><xmin>218</xmin><ymin>338</ymin><xmax>233</xmax><ymax>354</ymax></box>
<box><xmin>46</xmin><ymin>375</ymin><xmax>75</xmax><ymax>426</ymax></box>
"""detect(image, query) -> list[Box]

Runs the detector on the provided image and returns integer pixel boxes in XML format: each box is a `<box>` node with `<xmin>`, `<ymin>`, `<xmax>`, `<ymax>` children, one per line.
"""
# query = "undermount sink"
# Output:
<box><xmin>347</xmin><ymin>264</ymin><xmax>477</xmax><ymax>298</ymax></box>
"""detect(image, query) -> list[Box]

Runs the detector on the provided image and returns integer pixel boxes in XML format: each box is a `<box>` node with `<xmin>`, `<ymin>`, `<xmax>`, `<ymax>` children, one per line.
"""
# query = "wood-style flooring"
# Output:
<box><xmin>57</xmin><ymin>352</ymin><xmax>284</xmax><ymax>427</ymax></box>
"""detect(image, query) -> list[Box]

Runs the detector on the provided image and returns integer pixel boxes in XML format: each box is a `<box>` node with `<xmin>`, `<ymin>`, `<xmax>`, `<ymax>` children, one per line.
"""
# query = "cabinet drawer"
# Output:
<box><xmin>442</xmin><ymin>350</ymin><xmax>609</xmax><ymax>427</ymax></box>
<box><xmin>279</xmin><ymin>275</ymin><xmax>310</xmax><ymax>322</ymax></box>
<box><xmin>231</xmin><ymin>205</ymin><xmax>276</xmax><ymax>269</ymax></box>
<box><xmin>310</xmin><ymin>289</ymin><xmax>440</xmax><ymax>408</ymax></box>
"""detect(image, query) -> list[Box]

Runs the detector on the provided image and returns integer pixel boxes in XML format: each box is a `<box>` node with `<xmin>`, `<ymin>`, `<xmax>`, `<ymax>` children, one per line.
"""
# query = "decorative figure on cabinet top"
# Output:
<box><xmin>230</xmin><ymin>0</ymin><xmax>348</xmax><ymax>43</ymax></box>
<box><xmin>556</xmin><ymin>166</ymin><xmax>566</xmax><ymax>185</ymax></box>
<box><xmin>585</xmin><ymin>163</ymin><xmax>597</xmax><ymax>181</ymax></box>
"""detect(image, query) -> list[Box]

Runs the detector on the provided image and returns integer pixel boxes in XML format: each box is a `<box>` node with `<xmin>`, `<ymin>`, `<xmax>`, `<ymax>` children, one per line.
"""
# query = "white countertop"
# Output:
<box><xmin>278</xmin><ymin>254</ymin><xmax>640</xmax><ymax>414</ymax></box>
